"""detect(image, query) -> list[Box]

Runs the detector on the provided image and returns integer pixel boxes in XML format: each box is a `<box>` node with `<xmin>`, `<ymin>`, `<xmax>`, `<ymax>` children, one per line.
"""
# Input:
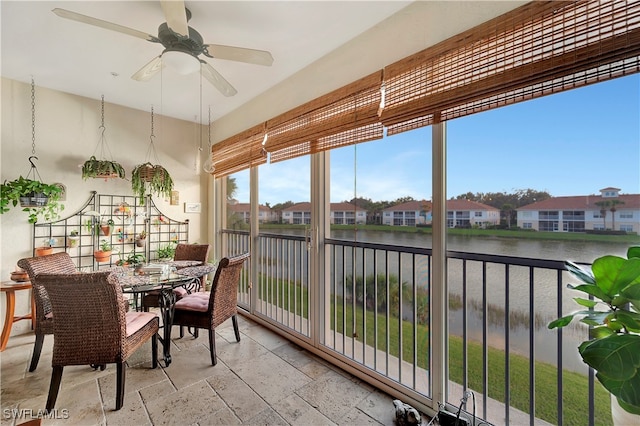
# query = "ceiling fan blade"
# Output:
<box><xmin>201</xmin><ymin>61</ymin><xmax>237</xmax><ymax>97</ymax></box>
<box><xmin>52</xmin><ymin>8</ymin><xmax>159</xmax><ymax>42</ymax></box>
<box><xmin>131</xmin><ymin>56</ymin><xmax>164</xmax><ymax>81</ymax></box>
<box><xmin>204</xmin><ymin>44</ymin><xmax>274</xmax><ymax>66</ymax></box>
<box><xmin>160</xmin><ymin>0</ymin><xmax>189</xmax><ymax>37</ymax></box>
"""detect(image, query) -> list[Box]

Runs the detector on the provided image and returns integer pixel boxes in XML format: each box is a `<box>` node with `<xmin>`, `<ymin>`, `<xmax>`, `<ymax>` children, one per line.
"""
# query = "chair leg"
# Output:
<box><xmin>151</xmin><ymin>333</ymin><xmax>158</xmax><ymax>369</ymax></box>
<box><xmin>29</xmin><ymin>333</ymin><xmax>45</xmax><ymax>372</ymax></box>
<box><xmin>115</xmin><ymin>362</ymin><xmax>126</xmax><ymax>410</ymax></box>
<box><xmin>45</xmin><ymin>366</ymin><xmax>63</xmax><ymax>412</ymax></box>
<box><xmin>179</xmin><ymin>326</ymin><xmax>184</xmax><ymax>338</ymax></box>
<box><xmin>208</xmin><ymin>328</ymin><xmax>217</xmax><ymax>366</ymax></box>
<box><xmin>232</xmin><ymin>315</ymin><xmax>241</xmax><ymax>342</ymax></box>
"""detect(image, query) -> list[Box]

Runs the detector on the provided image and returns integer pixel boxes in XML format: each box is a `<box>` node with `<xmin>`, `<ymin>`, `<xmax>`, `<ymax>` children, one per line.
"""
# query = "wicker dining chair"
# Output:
<box><xmin>141</xmin><ymin>243</ymin><xmax>211</xmax><ymax>311</ymax></box>
<box><xmin>172</xmin><ymin>252</ymin><xmax>250</xmax><ymax>366</ymax></box>
<box><xmin>17</xmin><ymin>253</ymin><xmax>78</xmax><ymax>372</ymax></box>
<box><xmin>38</xmin><ymin>271</ymin><xmax>158</xmax><ymax>411</ymax></box>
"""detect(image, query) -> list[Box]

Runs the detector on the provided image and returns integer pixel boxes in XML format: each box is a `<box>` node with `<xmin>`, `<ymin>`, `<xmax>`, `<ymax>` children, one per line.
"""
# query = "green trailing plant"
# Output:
<box><xmin>81</xmin><ymin>156</ymin><xmax>126</xmax><ymax>180</ymax></box>
<box><xmin>0</xmin><ymin>176</ymin><xmax>64</xmax><ymax>223</ymax></box>
<box><xmin>548</xmin><ymin>246</ymin><xmax>640</xmax><ymax>415</ymax></box>
<box><xmin>131</xmin><ymin>162</ymin><xmax>174</xmax><ymax>205</ymax></box>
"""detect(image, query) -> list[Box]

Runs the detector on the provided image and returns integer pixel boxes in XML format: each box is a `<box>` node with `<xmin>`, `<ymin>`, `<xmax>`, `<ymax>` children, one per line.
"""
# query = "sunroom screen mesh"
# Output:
<box><xmin>265</xmin><ymin>71</ymin><xmax>383</xmax><ymax>163</ymax></box>
<box><xmin>381</xmin><ymin>0</ymin><xmax>640</xmax><ymax>136</ymax></box>
<box><xmin>211</xmin><ymin>124</ymin><xmax>267</xmax><ymax>177</ymax></box>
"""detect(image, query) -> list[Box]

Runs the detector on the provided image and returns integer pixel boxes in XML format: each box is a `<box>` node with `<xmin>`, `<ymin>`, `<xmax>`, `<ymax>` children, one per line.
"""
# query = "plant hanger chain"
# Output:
<box><xmin>91</xmin><ymin>95</ymin><xmax>116</xmax><ymax>161</ymax></box>
<box><xmin>26</xmin><ymin>77</ymin><xmax>43</xmax><ymax>182</ymax></box>
<box><xmin>145</xmin><ymin>106</ymin><xmax>161</xmax><ymax>164</ymax></box>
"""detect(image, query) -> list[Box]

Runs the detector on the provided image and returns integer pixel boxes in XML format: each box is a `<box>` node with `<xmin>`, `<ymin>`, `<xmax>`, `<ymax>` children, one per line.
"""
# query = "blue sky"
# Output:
<box><xmin>234</xmin><ymin>74</ymin><xmax>639</xmax><ymax>205</ymax></box>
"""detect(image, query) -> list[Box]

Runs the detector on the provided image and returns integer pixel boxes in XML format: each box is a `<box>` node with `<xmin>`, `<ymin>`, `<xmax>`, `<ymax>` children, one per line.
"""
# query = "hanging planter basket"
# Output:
<box><xmin>137</xmin><ymin>164</ymin><xmax>167</xmax><ymax>182</ymax></box>
<box><xmin>19</xmin><ymin>192</ymin><xmax>49</xmax><ymax>208</ymax></box>
<box><xmin>82</xmin><ymin>96</ymin><xmax>125</xmax><ymax>181</ymax></box>
<box><xmin>82</xmin><ymin>156</ymin><xmax>126</xmax><ymax>181</ymax></box>
<box><xmin>131</xmin><ymin>162</ymin><xmax>174</xmax><ymax>205</ymax></box>
<box><xmin>132</xmin><ymin>107</ymin><xmax>174</xmax><ymax>205</ymax></box>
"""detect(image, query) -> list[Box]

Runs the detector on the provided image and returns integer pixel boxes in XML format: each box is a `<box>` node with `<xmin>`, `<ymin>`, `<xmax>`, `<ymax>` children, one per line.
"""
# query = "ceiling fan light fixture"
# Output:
<box><xmin>162</xmin><ymin>49</ymin><xmax>200</xmax><ymax>75</ymax></box>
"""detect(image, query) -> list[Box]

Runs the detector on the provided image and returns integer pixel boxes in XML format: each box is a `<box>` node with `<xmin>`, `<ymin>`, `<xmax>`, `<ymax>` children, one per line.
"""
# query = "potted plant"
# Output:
<box><xmin>67</xmin><ymin>230</ymin><xmax>80</xmax><ymax>248</ymax></box>
<box><xmin>548</xmin><ymin>246</ymin><xmax>640</xmax><ymax>422</ymax></box>
<box><xmin>94</xmin><ymin>239</ymin><xmax>112</xmax><ymax>263</ymax></box>
<box><xmin>131</xmin><ymin>162</ymin><xmax>174</xmax><ymax>206</ymax></box>
<box><xmin>100</xmin><ymin>217</ymin><xmax>115</xmax><ymax>236</ymax></box>
<box><xmin>0</xmin><ymin>176</ymin><xmax>64</xmax><ymax>223</ymax></box>
<box><xmin>35</xmin><ymin>238</ymin><xmax>55</xmax><ymax>256</ymax></box>
<box><xmin>116</xmin><ymin>251</ymin><xmax>146</xmax><ymax>267</ymax></box>
<box><xmin>156</xmin><ymin>242</ymin><xmax>176</xmax><ymax>260</ymax></box>
<box><xmin>135</xmin><ymin>230</ymin><xmax>147</xmax><ymax>247</ymax></box>
<box><xmin>81</xmin><ymin>156</ymin><xmax>126</xmax><ymax>181</ymax></box>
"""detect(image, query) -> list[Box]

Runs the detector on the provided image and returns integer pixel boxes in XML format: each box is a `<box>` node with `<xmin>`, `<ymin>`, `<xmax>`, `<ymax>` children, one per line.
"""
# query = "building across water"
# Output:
<box><xmin>517</xmin><ymin>187</ymin><xmax>640</xmax><ymax>233</ymax></box>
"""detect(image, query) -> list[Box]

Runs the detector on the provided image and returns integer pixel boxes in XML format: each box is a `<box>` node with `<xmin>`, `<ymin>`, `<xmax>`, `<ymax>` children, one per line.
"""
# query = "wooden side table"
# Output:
<box><xmin>1</xmin><ymin>280</ymin><xmax>35</xmax><ymax>352</ymax></box>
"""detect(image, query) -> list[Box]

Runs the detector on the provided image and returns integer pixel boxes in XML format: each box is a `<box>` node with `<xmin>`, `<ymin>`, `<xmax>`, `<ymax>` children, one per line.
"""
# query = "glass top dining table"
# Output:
<box><xmin>109</xmin><ymin>261</ymin><xmax>217</xmax><ymax>366</ymax></box>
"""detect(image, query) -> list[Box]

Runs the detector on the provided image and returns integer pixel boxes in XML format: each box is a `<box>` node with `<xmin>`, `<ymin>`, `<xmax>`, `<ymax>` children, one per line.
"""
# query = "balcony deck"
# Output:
<box><xmin>0</xmin><ymin>315</ymin><xmax>407</xmax><ymax>425</ymax></box>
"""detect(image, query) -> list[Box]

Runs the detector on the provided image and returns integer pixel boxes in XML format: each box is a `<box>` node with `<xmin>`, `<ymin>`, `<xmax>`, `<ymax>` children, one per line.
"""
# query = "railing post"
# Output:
<box><xmin>432</xmin><ymin>114</ymin><xmax>448</xmax><ymax>412</ymax></box>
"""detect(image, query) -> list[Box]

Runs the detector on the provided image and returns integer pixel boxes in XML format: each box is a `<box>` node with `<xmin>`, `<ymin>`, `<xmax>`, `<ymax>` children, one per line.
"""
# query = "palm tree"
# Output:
<box><xmin>609</xmin><ymin>199</ymin><xmax>625</xmax><ymax>230</ymax></box>
<box><xmin>595</xmin><ymin>200</ymin><xmax>611</xmax><ymax>229</ymax></box>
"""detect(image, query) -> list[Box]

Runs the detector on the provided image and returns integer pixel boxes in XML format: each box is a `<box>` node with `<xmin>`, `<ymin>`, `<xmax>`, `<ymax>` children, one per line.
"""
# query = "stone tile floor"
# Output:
<box><xmin>1</xmin><ymin>315</ymin><xmax>424</xmax><ymax>425</ymax></box>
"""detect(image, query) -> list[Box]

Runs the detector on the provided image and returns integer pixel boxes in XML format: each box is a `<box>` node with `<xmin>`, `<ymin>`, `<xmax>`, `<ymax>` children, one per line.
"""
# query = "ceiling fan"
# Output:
<box><xmin>52</xmin><ymin>1</ymin><xmax>274</xmax><ymax>97</ymax></box>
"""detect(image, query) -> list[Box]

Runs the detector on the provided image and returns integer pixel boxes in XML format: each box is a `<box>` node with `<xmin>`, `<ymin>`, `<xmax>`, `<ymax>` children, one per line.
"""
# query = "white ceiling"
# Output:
<box><xmin>1</xmin><ymin>1</ymin><xmax>413</xmax><ymax>123</ymax></box>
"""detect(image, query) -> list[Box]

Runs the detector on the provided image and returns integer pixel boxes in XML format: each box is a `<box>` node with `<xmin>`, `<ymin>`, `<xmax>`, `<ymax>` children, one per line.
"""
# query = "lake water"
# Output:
<box><xmin>278</xmin><ymin>228</ymin><xmax>637</xmax><ymax>372</ymax></box>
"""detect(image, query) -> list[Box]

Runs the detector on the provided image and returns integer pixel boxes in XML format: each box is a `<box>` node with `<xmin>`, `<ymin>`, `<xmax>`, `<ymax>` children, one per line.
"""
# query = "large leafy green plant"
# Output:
<box><xmin>548</xmin><ymin>246</ymin><xmax>640</xmax><ymax>414</ymax></box>
<box><xmin>0</xmin><ymin>176</ymin><xmax>64</xmax><ymax>223</ymax></box>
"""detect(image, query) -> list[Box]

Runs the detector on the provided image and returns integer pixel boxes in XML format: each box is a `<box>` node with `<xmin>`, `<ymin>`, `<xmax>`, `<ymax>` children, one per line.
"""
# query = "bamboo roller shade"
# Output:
<box><xmin>211</xmin><ymin>0</ymin><xmax>640</xmax><ymax>176</ymax></box>
<box><xmin>211</xmin><ymin>123</ymin><xmax>267</xmax><ymax>177</ymax></box>
<box><xmin>381</xmin><ymin>0</ymin><xmax>640</xmax><ymax>135</ymax></box>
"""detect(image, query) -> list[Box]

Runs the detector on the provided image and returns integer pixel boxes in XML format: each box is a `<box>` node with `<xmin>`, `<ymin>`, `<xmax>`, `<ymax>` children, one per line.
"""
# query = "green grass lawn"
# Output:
<box><xmin>257</xmin><ymin>271</ymin><xmax>614</xmax><ymax>425</ymax></box>
<box><xmin>311</xmin><ymin>293</ymin><xmax>612</xmax><ymax>425</ymax></box>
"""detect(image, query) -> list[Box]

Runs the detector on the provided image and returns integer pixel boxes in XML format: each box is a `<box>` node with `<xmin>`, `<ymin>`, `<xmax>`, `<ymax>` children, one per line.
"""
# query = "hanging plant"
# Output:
<box><xmin>131</xmin><ymin>163</ymin><xmax>174</xmax><ymax>204</ymax></box>
<box><xmin>0</xmin><ymin>174</ymin><xmax>63</xmax><ymax>224</ymax></box>
<box><xmin>82</xmin><ymin>156</ymin><xmax>126</xmax><ymax>180</ymax></box>
<box><xmin>131</xmin><ymin>107</ymin><xmax>174</xmax><ymax>205</ymax></box>
<box><xmin>1</xmin><ymin>80</ymin><xmax>64</xmax><ymax>223</ymax></box>
<box><xmin>82</xmin><ymin>95</ymin><xmax>125</xmax><ymax>181</ymax></box>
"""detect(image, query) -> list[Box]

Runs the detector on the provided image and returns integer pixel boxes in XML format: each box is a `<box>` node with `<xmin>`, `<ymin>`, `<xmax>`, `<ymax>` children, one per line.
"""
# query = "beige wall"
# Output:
<box><xmin>1</xmin><ymin>77</ymin><xmax>209</xmax><ymax>335</ymax></box>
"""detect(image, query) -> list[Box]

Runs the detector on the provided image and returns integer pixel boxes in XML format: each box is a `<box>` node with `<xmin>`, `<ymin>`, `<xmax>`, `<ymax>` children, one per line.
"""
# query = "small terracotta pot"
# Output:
<box><xmin>94</xmin><ymin>250</ymin><xmax>112</xmax><ymax>263</ymax></box>
<box><xmin>35</xmin><ymin>247</ymin><xmax>53</xmax><ymax>257</ymax></box>
<box><xmin>100</xmin><ymin>225</ymin><xmax>111</xmax><ymax>236</ymax></box>
<box><xmin>135</xmin><ymin>238</ymin><xmax>146</xmax><ymax>247</ymax></box>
